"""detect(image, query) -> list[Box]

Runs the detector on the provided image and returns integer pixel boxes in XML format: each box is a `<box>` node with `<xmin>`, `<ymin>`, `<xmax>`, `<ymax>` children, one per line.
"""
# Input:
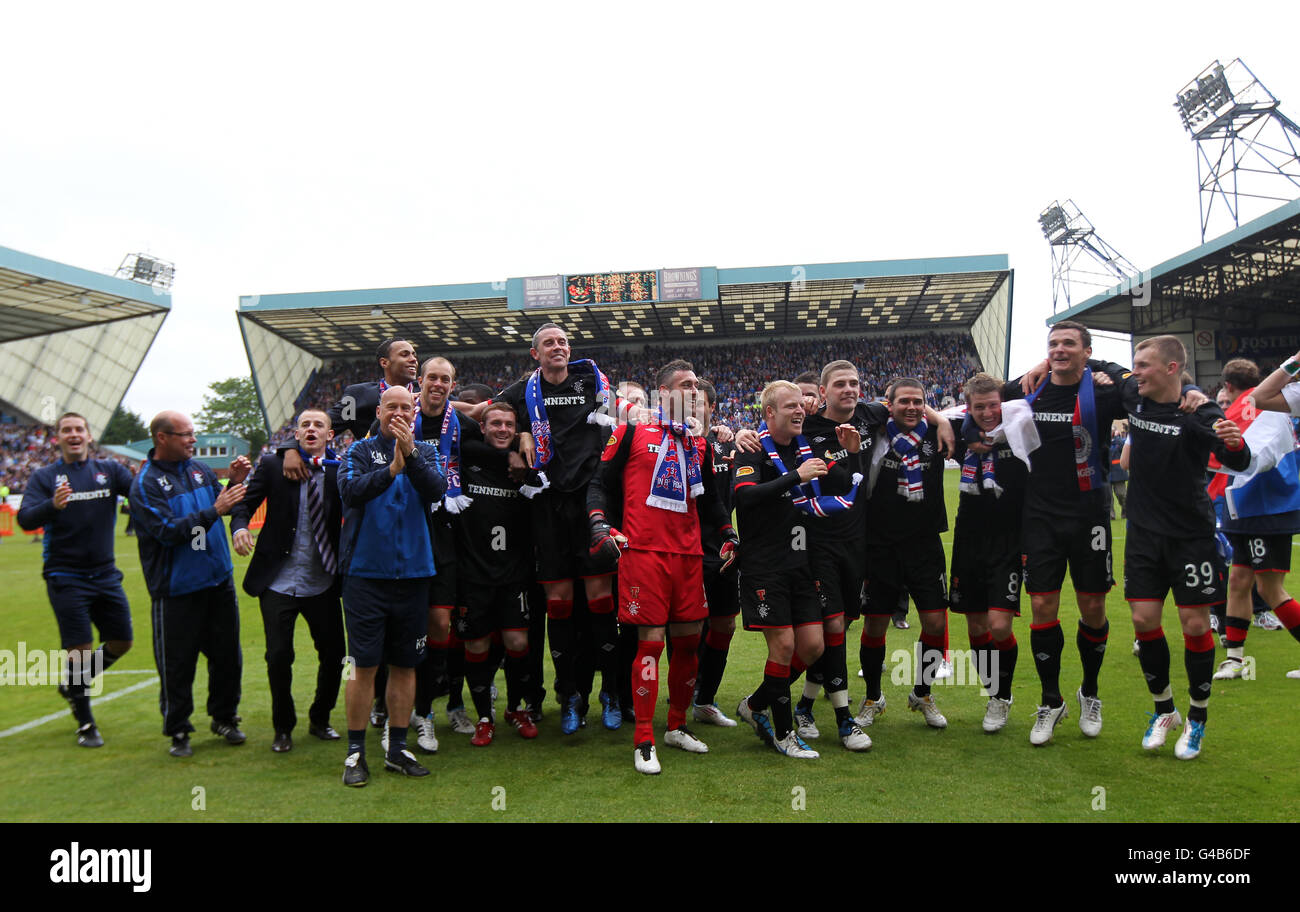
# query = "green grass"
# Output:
<box><xmin>2</xmin><ymin>473</ymin><xmax>1299</xmax><ymax>822</ymax></box>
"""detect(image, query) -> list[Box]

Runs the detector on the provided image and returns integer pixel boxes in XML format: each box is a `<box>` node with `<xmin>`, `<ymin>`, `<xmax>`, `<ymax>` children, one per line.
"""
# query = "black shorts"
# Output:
<box><xmin>865</xmin><ymin>534</ymin><xmax>948</xmax><ymax>615</ymax></box>
<box><xmin>454</xmin><ymin>581</ymin><xmax>529</xmax><ymax>641</ymax></box>
<box><xmin>739</xmin><ymin>567</ymin><xmax>822</xmax><ymax>631</ymax></box>
<box><xmin>810</xmin><ymin>537</ymin><xmax>865</xmax><ymax>622</ymax></box>
<box><xmin>531</xmin><ymin>487</ymin><xmax>618</xmax><ymax>583</ymax></box>
<box><xmin>429</xmin><ymin>561</ymin><xmax>458</xmax><ymax>610</ymax></box>
<box><xmin>45</xmin><ymin>570</ymin><xmax>133</xmax><ymax>649</ymax></box>
<box><xmin>1124</xmin><ymin>532</ymin><xmax>1226</xmax><ymax>608</ymax></box>
<box><xmin>703</xmin><ymin>565</ymin><xmax>739</xmax><ymax>619</ymax></box>
<box><xmin>949</xmin><ymin>531</ymin><xmax>1023</xmax><ymax>615</ymax></box>
<box><xmin>342</xmin><ymin>576</ymin><xmax>431</xmax><ymax>668</ymax></box>
<box><xmin>1226</xmin><ymin>533</ymin><xmax>1293</xmax><ymax>574</ymax></box>
<box><xmin>1022</xmin><ymin>510</ymin><xmax>1113</xmax><ymax>595</ymax></box>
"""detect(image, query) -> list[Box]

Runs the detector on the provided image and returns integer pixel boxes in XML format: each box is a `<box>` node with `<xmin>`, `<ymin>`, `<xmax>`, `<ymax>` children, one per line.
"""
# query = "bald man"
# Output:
<box><xmin>130</xmin><ymin>410</ymin><xmax>251</xmax><ymax>758</ymax></box>
<box><xmin>337</xmin><ymin>386</ymin><xmax>447</xmax><ymax>786</ymax></box>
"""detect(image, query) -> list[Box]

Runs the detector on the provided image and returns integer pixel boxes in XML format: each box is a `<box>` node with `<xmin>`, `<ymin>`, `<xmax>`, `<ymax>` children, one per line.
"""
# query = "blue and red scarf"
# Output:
<box><xmin>524</xmin><ymin>359</ymin><xmax>614</xmax><ymax>471</ymax></box>
<box><xmin>958</xmin><ymin>413</ymin><xmax>1003</xmax><ymax>498</ymax></box>
<box><xmin>415</xmin><ymin>407</ymin><xmax>470</xmax><ymax>513</ymax></box>
<box><xmin>886</xmin><ymin>418</ymin><xmax>928</xmax><ymax>502</ymax></box>
<box><xmin>757</xmin><ymin>422</ymin><xmax>861</xmax><ymax>516</ymax></box>
<box><xmin>1026</xmin><ymin>367</ymin><xmax>1102</xmax><ymax>492</ymax></box>
<box><xmin>647</xmin><ymin>410</ymin><xmax>703</xmax><ymax>513</ymax></box>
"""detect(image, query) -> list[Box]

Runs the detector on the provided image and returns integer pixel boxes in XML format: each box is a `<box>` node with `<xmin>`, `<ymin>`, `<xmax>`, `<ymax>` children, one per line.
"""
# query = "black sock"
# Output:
<box><xmin>696</xmin><ymin>628</ymin><xmax>731</xmax><ymax>706</ymax></box>
<box><xmin>1030</xmin><ymin>623</ymin><xmax>1065</xmax><ymax>707</ymax></box>
<box><xmin>765</xmin><ymin>673</ymin><xmax>793</xmax><ymax>740</ymax></box>
<box><xmin>860</xmin><ymin>635</ymin><xmax>886</xmax><ymax>702</ymax></box>
<box><xmin>65</xmin><ymin>655</ymin><xmax>93</xmax><ymax>725</ymax></box>
<box><xmin>504</xmin><ymin>648</ymin><xmax>530</xmax><ymax>711</ymax></box>
<box><xmin>1137</xmin><ymin>633</ymin><xmax>1173</xmax><ymax>713</ymax></box>
<box><xmin>547</xmin><ymin>615</ymin><xmax>576</xmax><ymax>700</ymax></box>
<box><xmin>347</xmin><ymin>729</ymin><xmax>366</xmax><ymax>757</ymax></box>
<box><xmin>914</xmin><ymin>636</ymin><xmax>943</xmax><ymax>698</ymax></box>
<box><xmin>466</xmin><ymin>653</ymin><xmax>495</xmax><ymax>720</ymax></box>
<box><xmin>821</xmin><ymin>636</ymin><xmax>849</xmax><ymax>717</ymax></box>
<box><xmin>1077</xmin><ymin>620</ymin><xmax>1109</xmax><ymax>698</ymax></box>
<box><xmin>414</xmin><ymin>653</ymin><xmax>436</xmax><ymax>718</ymax></box>
<box><xmin>446</xmin><ymin>646</ymin><xmax>465</xmax><ymax>711</ymax></box>
<box><xmin>1185</xmin><ymin>645</ymin><xmax>1214</xmax><ymax>724</ymax></box>
<box><xmin>994</xmin><ymin>637</ymin><xmax>1018</xmax><ymax>701</ymax></box>
<box><xmin>387</xmin><ymin>725</ymin><xmax>408</xmax><ymax>760</ymax></box>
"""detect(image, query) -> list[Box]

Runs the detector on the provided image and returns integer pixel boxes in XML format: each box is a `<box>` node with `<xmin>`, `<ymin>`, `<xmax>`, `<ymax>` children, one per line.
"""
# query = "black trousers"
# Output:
<box><xmin>260</xmin><ymin>588</ymin><xmax>345</xmax><ymax>733</ymax></box>
<box><xmin>150</xmin><ymin>577</ymin><xmax>242</xmax><ymax>738</ymax></box>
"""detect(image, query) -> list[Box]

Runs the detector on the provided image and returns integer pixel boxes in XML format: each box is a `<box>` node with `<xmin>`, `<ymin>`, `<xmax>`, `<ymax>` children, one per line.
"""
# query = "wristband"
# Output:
<box><xmin>1285</xmin><ymin>357</ymin><xmax>1300</xmax><ymax>377</ymax></box>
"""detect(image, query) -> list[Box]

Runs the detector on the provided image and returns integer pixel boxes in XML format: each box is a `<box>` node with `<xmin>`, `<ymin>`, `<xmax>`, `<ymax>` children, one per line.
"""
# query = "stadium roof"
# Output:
<box><xmin>0</xmin><ymin>244</ymin><xmax>170</xmax><ymax>437</ymax></box>
<box><xmin>0</xmin><ymin>244</ymin><xmax>170</xmax><ymax>344</ymax></box>
<box><xmin>1047</xmin><ymin>198</ymin><xmax>1300</xmax><ymax>336</ymax></box>
<box><xmin>240</xmin><ymin>255</ymin><xmax>1008</xmax><ymax>354</ymax></box>
<box><xmin>239</xmin><ymin>254</ymin><xmax>1013</xmax><ymax>433</ymax></box>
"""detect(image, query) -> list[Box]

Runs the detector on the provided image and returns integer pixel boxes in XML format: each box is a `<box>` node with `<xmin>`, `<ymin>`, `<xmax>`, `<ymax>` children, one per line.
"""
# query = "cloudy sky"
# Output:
<box><xmin>3</xmin><ymin>1</ymin><xmax>1298</xmax><ymax>421</ymax></box>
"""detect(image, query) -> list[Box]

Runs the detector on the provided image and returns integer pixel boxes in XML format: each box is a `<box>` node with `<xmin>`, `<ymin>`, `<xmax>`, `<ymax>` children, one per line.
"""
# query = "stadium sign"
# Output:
<box><xmin>1215</xmin><ymin>329</ymin><xmax>1300</xmax><ymax>360</ymax></box>
<box><xmin>508</xmin><ymin>267</ymin><xmax>715</xmax><ymax>310</ymax></box>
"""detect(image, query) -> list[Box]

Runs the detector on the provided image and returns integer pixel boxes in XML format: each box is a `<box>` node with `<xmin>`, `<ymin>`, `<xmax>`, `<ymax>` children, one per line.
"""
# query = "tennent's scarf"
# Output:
<box><xmin>758</xmin><ymin>422</ymin><xmax>862</xmax><ymax>516</ymax></box>
<box><xmin>1027</xmin><ymin>367</ymin><xmax>1102</xmax><ymax>492</ymax></box>
<box><xmin>524</xmin><ymin>359</ymin><xmax>614</xmax><ymax>470</ymax></box>
<box><xmin>886</xmin><ymin>417</ymin><xmax>928</xmax><ymax>502</ymax></box>
<box><xmin>646</xmin><ymin>410</ymin><xmax>703</xmax><ymax>513</ymax></box>
<box><xmin>958</xmin><ymin>413</ymin><xmax>1004</xmax><ymax>498</ymax></box>
<box><xmin>416</xmin><ymin>407</ymin><xmax>471</xmax><ymax>513</ymax></box>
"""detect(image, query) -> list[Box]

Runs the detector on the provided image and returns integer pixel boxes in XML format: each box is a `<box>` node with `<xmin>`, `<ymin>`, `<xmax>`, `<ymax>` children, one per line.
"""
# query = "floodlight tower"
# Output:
<box><xmin>1174</xmin><ymin>58</ymin><xmax>1300</xmax><ymax>242</ymax></box>
<box><xmin>1038</xmin><ymin>199</ymin><xmax>1138</xmax><ymax>313</ymax></box>
<box><xmin>115</xmin><ymin>253</ymin><xmax>176</xmax><ymax>290</ymax></box>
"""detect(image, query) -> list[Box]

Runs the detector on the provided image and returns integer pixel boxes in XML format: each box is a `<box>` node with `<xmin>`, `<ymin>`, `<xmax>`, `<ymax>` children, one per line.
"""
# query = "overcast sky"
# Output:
<box><xmin>3</xmin><ymin>2</ymin><xmax>1298</xmax><ymax>421</ymax></box>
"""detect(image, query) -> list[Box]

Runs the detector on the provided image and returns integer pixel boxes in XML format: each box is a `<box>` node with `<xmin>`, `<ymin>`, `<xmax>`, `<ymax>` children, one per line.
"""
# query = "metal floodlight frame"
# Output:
<box><xmin>1039</xmin><ymin>200</ymin><xmax>1138</xmax><ymax>314</ymax></box>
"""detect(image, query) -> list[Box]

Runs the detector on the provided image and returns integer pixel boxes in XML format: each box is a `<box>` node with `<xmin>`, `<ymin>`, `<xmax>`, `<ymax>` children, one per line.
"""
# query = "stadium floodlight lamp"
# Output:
<box><xmin>1175</xmin><ymin>61</ymin><xmax>1233</xmax><ymax>137</ymax></box>
<box><xmin>1038</xmin><ymin>203</ymin><xmax>1070</xmax><ymax>243</ymax></box>
<box><xmin>116</xmin><ymin>253</ymin><xmax>175</xmax><ymax>290</ymax></box>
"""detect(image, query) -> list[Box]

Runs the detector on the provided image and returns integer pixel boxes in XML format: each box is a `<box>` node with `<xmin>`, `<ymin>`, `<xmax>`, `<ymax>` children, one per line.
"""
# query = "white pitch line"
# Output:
<box><xmin>0</xmin><ymin>676</ymin><xmax>158</xmax><ymax>739</ymax></box>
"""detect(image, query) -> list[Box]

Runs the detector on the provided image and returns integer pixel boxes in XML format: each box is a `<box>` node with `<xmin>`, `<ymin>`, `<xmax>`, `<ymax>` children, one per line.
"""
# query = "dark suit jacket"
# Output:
<box><xmin>230</xmin><ymin>451</ymin><xmax>342</xmax><ymax>598</ymax></box>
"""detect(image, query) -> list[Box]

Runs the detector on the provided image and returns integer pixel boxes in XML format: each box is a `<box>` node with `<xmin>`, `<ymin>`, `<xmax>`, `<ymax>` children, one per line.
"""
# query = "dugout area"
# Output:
<box><xmin>237</xmin><ymin>254</ymin><xmax>1012</xmax><ymax>434</ymax></box>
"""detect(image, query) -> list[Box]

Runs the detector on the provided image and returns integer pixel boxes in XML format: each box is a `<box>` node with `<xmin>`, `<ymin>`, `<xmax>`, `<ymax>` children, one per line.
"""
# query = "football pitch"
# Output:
<box><xmin>2</xmin><ymin>472</ymin><xmax>1298</xmax><ymax>823</ymax></box>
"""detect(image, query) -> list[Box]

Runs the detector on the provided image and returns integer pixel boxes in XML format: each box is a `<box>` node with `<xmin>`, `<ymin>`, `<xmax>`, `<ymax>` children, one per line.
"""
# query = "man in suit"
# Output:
<box><xmin>232</xmin><ymin>409</ymin><xmax>346</xmax><ymax>752</ymax></box>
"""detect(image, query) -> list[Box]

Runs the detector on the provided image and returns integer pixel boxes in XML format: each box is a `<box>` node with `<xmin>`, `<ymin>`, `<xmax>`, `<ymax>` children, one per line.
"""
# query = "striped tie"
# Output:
<box><xmin>306</xmin><ymin>471</ymin><xmax>337</xmax><ymax>576</ymax></box>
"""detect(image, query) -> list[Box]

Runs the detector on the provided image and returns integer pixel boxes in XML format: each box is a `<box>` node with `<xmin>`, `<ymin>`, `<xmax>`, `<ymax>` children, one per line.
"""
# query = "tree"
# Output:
<box><xmin>194</xmin><ymin>376</ymin><xmax>267</xmax><ymax>456</ymax></box>
<box><xmin>100</xmin><ymin>405</ymin><xmax>149</xmax><ymax>445</ymax></box>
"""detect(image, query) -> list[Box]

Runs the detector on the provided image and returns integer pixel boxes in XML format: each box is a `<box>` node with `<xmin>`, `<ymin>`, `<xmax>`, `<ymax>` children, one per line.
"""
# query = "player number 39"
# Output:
<box><xmin>1183</xmin><ymin>561</ymin><xmax>1214</xmax><ymax>588</ymax></box>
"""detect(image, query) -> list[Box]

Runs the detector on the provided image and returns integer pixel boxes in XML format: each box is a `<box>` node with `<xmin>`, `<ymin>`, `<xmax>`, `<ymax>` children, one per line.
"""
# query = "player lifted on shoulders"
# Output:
<box><xmin>1122</xmin><ymin>336</ymin><xmax>1249</xmax><ymax>759</ymax></box>
<box><xmin>587</xmin><ymin>360</ymin><xmax>735</xmax><ymax>774</ymax></box>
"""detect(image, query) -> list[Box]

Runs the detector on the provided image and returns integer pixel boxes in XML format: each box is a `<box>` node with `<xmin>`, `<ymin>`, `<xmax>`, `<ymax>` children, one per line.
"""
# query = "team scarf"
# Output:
<box><xmin>757</xmin><ymin>422</ymin><xmax>862</xmax><ymax>516</ymax></box>
<box><xmin>958</xmin><ymin>413</ymin><xmax>1004</xmax><ymax>498</ymax></box>
<box><xmin>363</xmin><ymin>378</ymin><xmax>420</xmax><ymax>439</ymax></box>
<box><xmin>298</xmin><ymin>446</ymin><xmax>340</xmax><ymax>468</ymax></box>
<box><xmin>646</xmin><ymin>409</ymin><xmax>703</xmax><ymax>513</ymax></box>
<box><xmin>416</xmin><ymin>406</ymin><xmax>472</xmax><ymax>513</ymax></box>
<box><xmin>524</xmin><ymin>359</ymin><xmax>614</xmax><ymax>470</ymax></box>
<box><xmin>1026</xmin><ymin>367</ymin><xmax>1102</xmax><ymax>492</ymax></box>
<box><xmin>886</xmin><ymin>417</ymin><xmax>928</xmax><ymax>502</ymax></box>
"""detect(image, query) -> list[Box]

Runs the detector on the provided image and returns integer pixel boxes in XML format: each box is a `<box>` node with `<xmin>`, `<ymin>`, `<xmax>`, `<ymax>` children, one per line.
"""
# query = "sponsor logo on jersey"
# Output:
<box><xmin>1128</xmin><ymin>414</ymin><xmax>1182</xmax><ymax>436</ymax></box>
<box><xmin>544</xmin><ymin>396</ymin><xmax>587</xmax><ymax>406</ymax></box>
<box><xmin>735</xmin><ymin>465</ymin><xmax>755</xmax><ymax>477</ymax></box>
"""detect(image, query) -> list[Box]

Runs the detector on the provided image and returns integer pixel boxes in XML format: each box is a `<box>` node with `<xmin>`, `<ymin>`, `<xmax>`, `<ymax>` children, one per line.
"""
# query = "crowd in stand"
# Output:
<box><xmin>0</xmin><ymin>423</ymin><xmax>134</xmax><ymax>494</ymax></box>
<box><xmin>269</xmin><ymin>332</ymin><xmax>980</xmax><ymax>444</ymax></box>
